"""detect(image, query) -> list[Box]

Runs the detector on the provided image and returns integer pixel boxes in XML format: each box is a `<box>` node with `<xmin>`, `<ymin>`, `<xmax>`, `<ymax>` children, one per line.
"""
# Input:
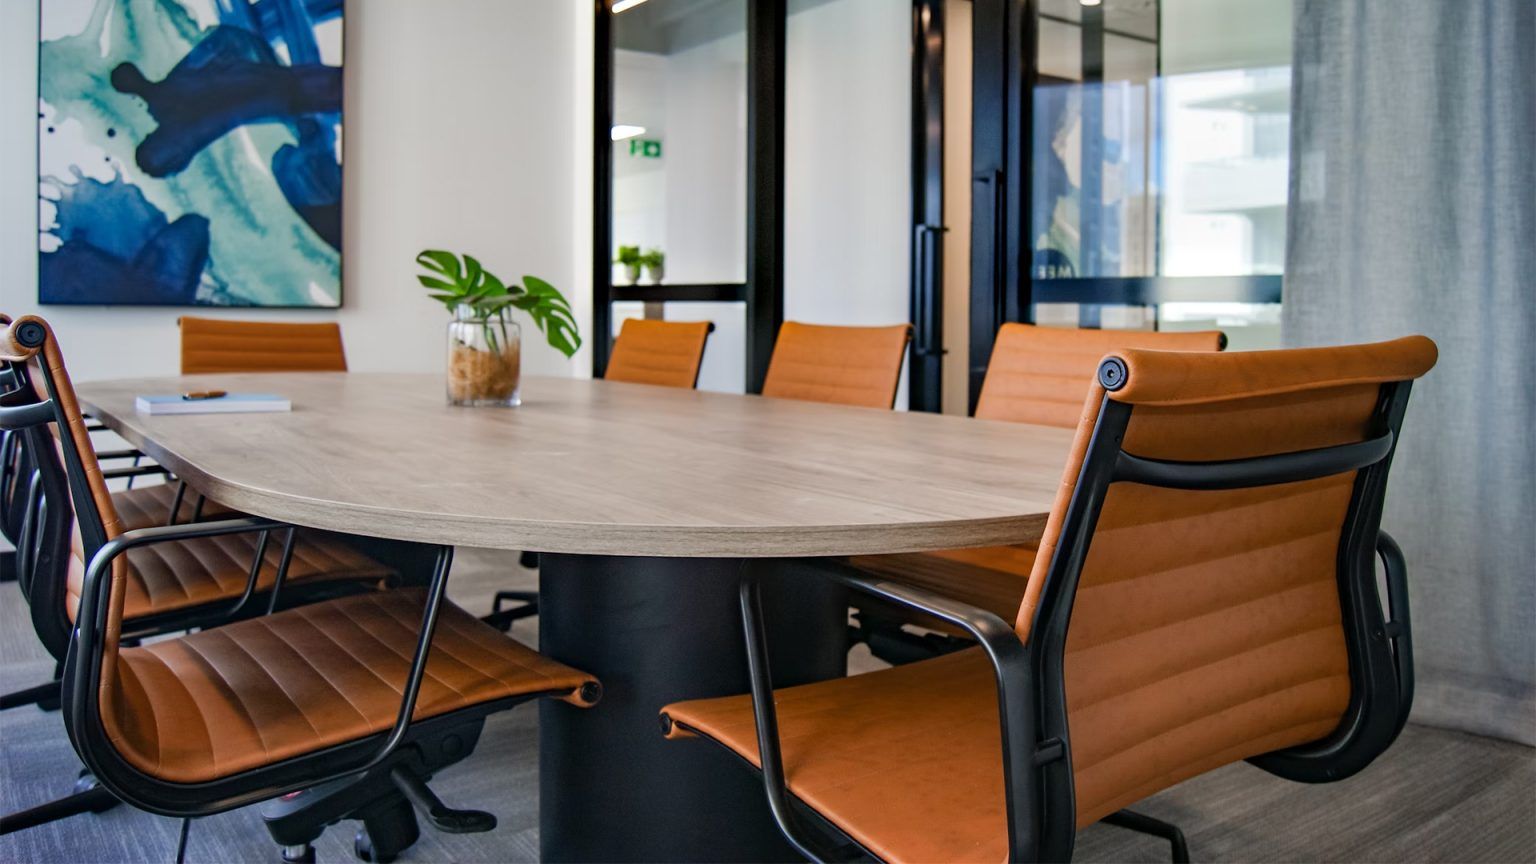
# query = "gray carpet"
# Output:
<box><xmin>2</xmin><ymin>547</ymin><xmax>1533</xmax><ymax>863</ymax></box>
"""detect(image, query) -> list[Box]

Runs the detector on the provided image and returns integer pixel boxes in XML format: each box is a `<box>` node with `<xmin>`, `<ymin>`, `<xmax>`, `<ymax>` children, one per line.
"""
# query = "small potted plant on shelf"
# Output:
<box><xmin>614</xmin><ymin>245</ymin><xmax>642</xmax><ymax>285</ymax></box>
<box><xmin>416</xmin><ymin>249</ymin><xmax>582</xmax><ymax>407</ymax></box>
<box><xmin>641</xmin><ymin>247</ymin><xmax>665</xmax><ymax>285</ymax></box>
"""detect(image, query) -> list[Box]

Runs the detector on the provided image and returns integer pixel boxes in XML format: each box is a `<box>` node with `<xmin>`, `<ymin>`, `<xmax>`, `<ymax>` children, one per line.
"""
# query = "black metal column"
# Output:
<box><xmin>591</xmin><ymin>0</ymin><xmax>615</xmax><ymax>377</ymax></box>
<box><xmin>537</xmin><ymin>554</ymin><xmax>847</xmax><ymax>862</ymax></box>
<box><xmin>910</xmin><ymin>0</ymin><xmax>947</xmax><ymax>413</ymax></box>
<box><xmin>746</xmin><ymin>0</ymin><xmax>786</xmax><ymax>393</ymax></box>
<box><xmin>968</xmin><ymin>0</ymin><xmax>1034</xmax><ymax>414</ymax></box>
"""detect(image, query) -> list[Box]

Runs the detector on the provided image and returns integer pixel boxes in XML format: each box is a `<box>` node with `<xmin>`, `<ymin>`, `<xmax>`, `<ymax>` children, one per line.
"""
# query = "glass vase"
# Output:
<box><xmin>447</xmin><ymin>310</ymin><xmax>521</xmax><ymax>407</ymax></box>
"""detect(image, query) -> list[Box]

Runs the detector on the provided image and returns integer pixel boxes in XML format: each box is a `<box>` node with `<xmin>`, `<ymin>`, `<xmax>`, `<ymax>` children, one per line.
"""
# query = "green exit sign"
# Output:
<box><xmin>628</xmin><ymin>139</ymin><xmax>663</xmax><ymax>159</ymax></box>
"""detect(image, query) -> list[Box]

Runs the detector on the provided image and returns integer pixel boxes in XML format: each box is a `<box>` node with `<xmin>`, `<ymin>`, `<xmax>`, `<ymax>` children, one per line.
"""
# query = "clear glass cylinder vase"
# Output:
<box><xmin>446</xmin><ymin>309</ymin><xmax>521</xmax><ymax>407</ymax></box>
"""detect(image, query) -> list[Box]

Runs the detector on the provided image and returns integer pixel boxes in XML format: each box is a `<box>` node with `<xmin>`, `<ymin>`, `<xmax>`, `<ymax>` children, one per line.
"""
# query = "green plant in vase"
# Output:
<box><xmin>640</xmin><ymin>248</ymin><xmax>665</xmax><ymax>284</ymax></box>
<box><xmin>614</xmin><ymin>244</ymin><xmax>642</xmax><ymax>285</ymax></box>
<box><xmin>416</xmin><ymin>249</ymin><xmax>582</xmax><ymax>407</ymax></box>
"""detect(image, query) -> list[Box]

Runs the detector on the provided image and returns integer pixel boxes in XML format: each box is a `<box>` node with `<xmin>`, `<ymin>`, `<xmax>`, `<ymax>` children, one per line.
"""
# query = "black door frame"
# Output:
<box><xmin>591</xmin><ymin>0</ymin><xmax>783</xmax><ymax>389</ymax></box>
<box><xmin>968</xmin><ymin>0</ymin><xmax>1033</xmax><ymax>414</ymax></box>
<box><xmin>909</xmin><ymin>0</ymin><xmax>946</xmax><ymax>413</ymax></box>
<box><xmin>595</xmin><ymin>0</ymin><xmax>949</xmax><ymax>397</ymax></box>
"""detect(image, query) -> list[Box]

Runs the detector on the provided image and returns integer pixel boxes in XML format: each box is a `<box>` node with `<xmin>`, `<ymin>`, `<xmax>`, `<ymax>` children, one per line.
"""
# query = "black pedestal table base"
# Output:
<box><xmin>537</xmin><ymin>554</ymin><xmax>848</xmax><ymax>863</ymax></box>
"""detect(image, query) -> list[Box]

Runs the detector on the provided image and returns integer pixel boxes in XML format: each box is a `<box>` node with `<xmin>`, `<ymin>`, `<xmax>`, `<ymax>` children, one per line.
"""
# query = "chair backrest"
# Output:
<box><xmin>605</xmin><ymin>319</ymin><xmax>715</xmax><ymax>389</ymax></box>
<box><xmin>760</xmin><ymin>321</ymin><xmax>913</xmax><ymax>409</ymax></box>
<box><xmin>1012</xmin><ymin>336</ymin><xmax>1436</xmax><ymax>847</ymax></box>
<box><xmin>0</xmin><ymin>349</ymin><xmax>76</xmax><ymax>661</ymax></box>
<box><xmin>179</xmin><ymin>316</ymin><xmax>348</xmax><ymax>374</ymax></box>
<box><xmin>1</xmin><ymin>316</ymin><xmax>132</xmax><ymax>715</ymax></box>
<box><xmin>975</xmin><ymin>323</ymin><xmax>1226</xmax><ymax>426</ymax></box>
<box><xmin>0</xmin><ymin>313</ymin><xmax>26</xmax><ymax>546</ymax></box>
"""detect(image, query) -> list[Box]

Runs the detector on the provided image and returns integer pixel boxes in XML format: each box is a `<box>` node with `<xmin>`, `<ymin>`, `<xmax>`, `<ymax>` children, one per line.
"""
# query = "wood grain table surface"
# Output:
<box><xmin>77</xmin><ymin>373</ymin><xmax>1074</xmax><ymax>557</ymax></box>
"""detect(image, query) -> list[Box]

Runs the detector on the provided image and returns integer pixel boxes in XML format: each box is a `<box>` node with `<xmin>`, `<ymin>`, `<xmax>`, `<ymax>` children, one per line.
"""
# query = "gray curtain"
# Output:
<box><xmin>1285</xmin><ymin>0</ymin><xmax>1535</xmax><ymax>744</ymax></box>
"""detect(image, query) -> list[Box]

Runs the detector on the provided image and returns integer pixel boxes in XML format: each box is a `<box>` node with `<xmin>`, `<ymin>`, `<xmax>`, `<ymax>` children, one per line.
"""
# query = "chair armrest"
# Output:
<box><xmin>69</xmin><ymin>519</ymin><xmax>457</xmax><ymax>814</ymax></box>
<box><xmin>100</xmin><ymin>465</ymin><xmax>170</xmax><ymax>480</ymax></box>
<box><xmin>0</xmin><ymin>400</ymin><xmax>56</xmax><ymax>431</ymax></box>
<box><xmin>736</xmin><ymin>558</ymin><xmax>1043</xmax><ymax>862</ymax></box>
<box><xmin>95</xmin><ymin>448</ymin><xmax>148</xmax><ymax>462</ymax></box>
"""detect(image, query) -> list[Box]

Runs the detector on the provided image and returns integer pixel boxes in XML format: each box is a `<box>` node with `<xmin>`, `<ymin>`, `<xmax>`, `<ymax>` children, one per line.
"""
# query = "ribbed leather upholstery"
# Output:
<box><xmin>64</xmin><ymin>525</ymin><xmax>393</xmax><ymax>622</ymax></box>
<box><xmin>975</xmin><ymin>323</ymin><xmax>1224</xmax><ymax>426</ymax></box>
<box><xmin>179</xmin><ymin>316</ymin><xmax>348</xmax><ymax>374</ymax></box>
<box><xmin>663</xmin><ymin>336</ymin><xmax>1437</xmax><ymax>863</ymax></box>
<box><xmin>849</xmin><ymin>323</ymin><xmax>1224</xmax><ymax>622</ymax></box>
<box><xmin>111</xmin><ymin>483</ymin><xmax>234</xmax><ymax>530</ymax></box>
<box><xmin>604</xmin><ymin>319</ymin><xmax>713</xmax><ymax>389</ymax></box>
<box><xmin>760</xmin><ymin>322</ymin><xmax>912</xmax><ymax>409</ymax></box>
<box><xmin>2</xmin><ymin>315</ymin><xmax>600</xmax><ymax>789</ymax></box>
<box><xmin>109</xmin><ymin>588</ymin><xmax>598</xmax><ymax>783</ymax></box>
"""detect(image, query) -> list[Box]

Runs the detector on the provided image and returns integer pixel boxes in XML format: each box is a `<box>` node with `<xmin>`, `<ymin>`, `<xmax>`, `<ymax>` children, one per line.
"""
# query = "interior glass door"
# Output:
<box><xmin>610</xmin><ymin>0</ymin><xmax>749</xmax><ymax>391</ymax></box>
<box><xmin>1028</xmin><ymin>0</ymin><xmax>1292</xmax><ymax>348</ymax></box>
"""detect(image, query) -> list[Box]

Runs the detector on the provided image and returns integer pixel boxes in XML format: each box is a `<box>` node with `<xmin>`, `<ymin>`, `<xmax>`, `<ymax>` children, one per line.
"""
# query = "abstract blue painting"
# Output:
<box><xmin>38</xmin><ymin>0</ymin><xmax>343</xmax><ymax>307</ymax></box>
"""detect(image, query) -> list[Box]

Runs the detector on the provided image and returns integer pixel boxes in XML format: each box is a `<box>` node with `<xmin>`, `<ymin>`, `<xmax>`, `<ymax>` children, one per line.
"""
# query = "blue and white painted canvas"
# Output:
<box><xmin>38</xmin><ymin>0</ymin><xmax>343</xmax><ymax>307</ymax></box>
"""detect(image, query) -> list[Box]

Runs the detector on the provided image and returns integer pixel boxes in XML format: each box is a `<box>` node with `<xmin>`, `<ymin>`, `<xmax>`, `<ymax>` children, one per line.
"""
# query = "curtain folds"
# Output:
<box><xmin>1284</xmin><ymin>0</ymin><xmax>1535</xmax><ymax>744</ymax></box>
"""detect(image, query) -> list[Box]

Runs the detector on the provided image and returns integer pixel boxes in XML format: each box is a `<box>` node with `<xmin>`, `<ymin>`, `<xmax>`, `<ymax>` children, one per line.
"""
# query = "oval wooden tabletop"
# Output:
<box><xmin>76</xmin><ymin>374</ymin><xmax>1075</xmax><ymax>557</ymax></box>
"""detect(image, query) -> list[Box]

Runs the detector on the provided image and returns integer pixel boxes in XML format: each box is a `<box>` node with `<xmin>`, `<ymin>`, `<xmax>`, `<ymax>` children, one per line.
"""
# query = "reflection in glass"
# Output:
<box><xmin>1028</xmin><ymin>0</ymin><xmax>1292</xmax><ymax>347</ymax></box>
<box><xmin>611</xmin><ymin>0</ymin><xmax>748</xmax><ymax>392</ymax></box>
<box><xmin>612</xmin><ymin>0</ymin><xmax>747</xmax><ymax>287</ymax></box>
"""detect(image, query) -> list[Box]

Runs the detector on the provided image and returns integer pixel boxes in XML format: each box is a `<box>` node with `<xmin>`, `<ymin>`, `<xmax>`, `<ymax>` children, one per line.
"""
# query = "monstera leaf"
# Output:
<box><xmin>416</xmin><ymin>250</ymin><xmax>581</xmax><ymax>358</ymax></box>
<box><xmin>510</xmin><ymin>276</ymin><xmax>582</xmax><ymax>358</ymax></box>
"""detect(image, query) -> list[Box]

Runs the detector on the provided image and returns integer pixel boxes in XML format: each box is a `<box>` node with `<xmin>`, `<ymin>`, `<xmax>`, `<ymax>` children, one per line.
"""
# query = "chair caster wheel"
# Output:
<box><xmin>354</xmin><ymin>828</ymin><xmax>404</xmax><ymax>864</ymax></box>
<box><xmin>354</xmin><ymin>829</ymin><xmax>380</xmax><ymax>862</ymax></box>
<box><xmin>74</xmin><ymin>770</ymin><xmax>120</xmax><ymax>813</ymax></box>
<box><xmin>281</xmin><ymin>843</ymin><xmax>316</xmax><ymax>863</ymax></box>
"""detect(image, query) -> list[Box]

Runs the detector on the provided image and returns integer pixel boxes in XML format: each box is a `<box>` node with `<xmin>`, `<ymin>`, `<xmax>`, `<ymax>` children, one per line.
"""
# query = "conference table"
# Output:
<box><xmin>77</xmin><ymin>372</ymin><xmax>1075</xmax><ymax>862</ymax></box>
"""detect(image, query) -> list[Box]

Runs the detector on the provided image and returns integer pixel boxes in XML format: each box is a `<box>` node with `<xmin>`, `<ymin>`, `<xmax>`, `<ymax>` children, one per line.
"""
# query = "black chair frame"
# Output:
<box><xmin>692</xmin><ymin>360</ymin><xmax>1418</xmax><ymax>863</ymax></box>
<box><xmin>0</xmin><ymin>326</ymin><xmax>593</xmax><ymax>823</ymax></box>
<box><xmin>0</xmin><ymin>361</ymin><xmax>310</xmax><ymax>674</ymax></box>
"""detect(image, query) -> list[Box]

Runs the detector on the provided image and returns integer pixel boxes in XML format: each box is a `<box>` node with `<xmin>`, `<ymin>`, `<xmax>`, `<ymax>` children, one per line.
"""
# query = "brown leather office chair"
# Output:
<box><xmin>99</xmin><ymin>316</ymin><xmax>348</xmax><ymax>526</ymax></box>
<box><xmin>0</xmin><ymin>323</ymin><xmax>395</xmax><ymax>840</ymax></box>
<box><xmin>605</xmin><ymin>318</ymin><xmax>715</xmax><ymax>389</ymax></box>
<box><xmin>0</xmin><ymin>315</ymin><xmax>601</xmax><ymax>860</ymax></box>
<box><xmin>662</xmin><ymin>335</ymin><xmax>1436</xmax><ymax>862</ymax></box>
<box><xmin>178</xmin><ymin>315</ymin><xmax>349</xmax><ymax>374</ymax></box>
<box><xmin>761</xmin><ymin>321</ymin><xmax>913</xmax><ymax>409</ymax></box>
<box><xmin>70</xmin><ymin>316</ymin><xmax>350</xmax><ymax>531</ymax></box>
<box><xmin>849</xmin><ymin>324</ymin><xmax>1225</xmax><ymax>661</ymax></box>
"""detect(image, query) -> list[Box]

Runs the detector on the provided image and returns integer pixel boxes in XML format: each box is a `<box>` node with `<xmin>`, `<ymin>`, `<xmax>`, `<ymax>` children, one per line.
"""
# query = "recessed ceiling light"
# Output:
<box><xmin>613</xmin><ymin>0</ymin><xmax>649</xmax><ymax>12</ymax></box>
<box><xmin>611</xmin><ymin>125</ymin><xmax>647</xmax><ymax>141</ymax></box>
<box><xmin>1080</xmin><ymin>0</ymin><xmax>1103</xmax><ymax>6</ymax></box>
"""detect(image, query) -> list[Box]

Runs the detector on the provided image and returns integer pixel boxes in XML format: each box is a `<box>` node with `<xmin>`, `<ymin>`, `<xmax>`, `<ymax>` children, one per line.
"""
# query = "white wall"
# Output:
<box><xmin>659</xmin><ymin>32</ymin><xmax>750</xmax><ymax>394</ymax></box>
<box><xmin>0</xmin><ymin>0</ymin><xmax>592</xmax><ymax>382</ymax></box>
<box><xmin>783</xmin><ymin>0</ymin><xmax>912</xmax><ymax>399</ymax></box>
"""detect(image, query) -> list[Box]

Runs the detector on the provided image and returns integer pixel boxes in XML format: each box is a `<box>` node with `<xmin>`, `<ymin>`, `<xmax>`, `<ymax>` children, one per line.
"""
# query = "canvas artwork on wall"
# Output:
<box><xmin>38</xmin><ymin>0</ymin><xmax>344</xmax><ymax>307</ymax></box>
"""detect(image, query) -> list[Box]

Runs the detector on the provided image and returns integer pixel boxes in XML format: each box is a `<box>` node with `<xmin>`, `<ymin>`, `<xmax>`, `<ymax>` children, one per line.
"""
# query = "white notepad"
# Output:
<box><xmin>135</xmin><ymin>394</ymin><xmax>292</xmax><ymax>416</ymax></box>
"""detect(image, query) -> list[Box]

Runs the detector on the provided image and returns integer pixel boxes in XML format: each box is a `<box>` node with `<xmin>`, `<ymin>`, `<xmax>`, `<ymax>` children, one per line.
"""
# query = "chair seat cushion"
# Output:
<box><xmin>847</xmin><ymin>542</ymin><xmax>1038</xmax><ymax>623</ymax></box>
<box><xmin>68</xmin><ymin>528</ymin><xmax>395</xmax><ymax>623</ymax></box>
<box><xmin>665</xmin><ymin>635</ymin><xmax>1347</xmax><ymax>863</ymax></box>
<box><xmin>664</xmin><ymin>648</ymin><xmax>1010</xmax><ymax>863</ymax></box>
<box><xmin>112</xmin><ymin>482</ymin><xmax>238</xmax><ymax>531</ymax></box>
<box><xmin>109</xmin><ymin>588</ymin><xmax>598</xmax><ymax>783</ymax></box>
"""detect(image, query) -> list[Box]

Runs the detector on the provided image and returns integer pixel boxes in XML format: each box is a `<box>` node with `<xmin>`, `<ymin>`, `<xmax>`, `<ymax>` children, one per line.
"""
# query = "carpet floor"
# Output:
<box><xmin>2</xmin><ymin>547</ymin><xmax>1532</xmax><ymax>863</ymax></box>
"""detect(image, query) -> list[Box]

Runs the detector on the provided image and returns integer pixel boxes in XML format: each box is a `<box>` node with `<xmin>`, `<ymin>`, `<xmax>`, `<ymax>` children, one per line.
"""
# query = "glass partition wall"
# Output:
<box><xmin>596</xmin><ymin>0</ymin><xmax>1292</xmax><ymax>408</ymax></box>
<box><xmin>596</xmin><ymin>0</ymin><xmax>935</xmax><ymax>402</ymax></box>
<box><xmin>608</xmin><ymin>0</ymin><xmax>749</xmax><ymax>392</ymax></box>
<box><xmin>1025</xmin><ymin>0</ymin><xmax>1292</xmax><ymax>348</ymax></box>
